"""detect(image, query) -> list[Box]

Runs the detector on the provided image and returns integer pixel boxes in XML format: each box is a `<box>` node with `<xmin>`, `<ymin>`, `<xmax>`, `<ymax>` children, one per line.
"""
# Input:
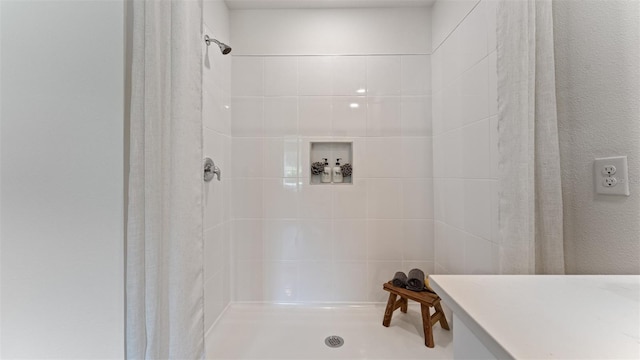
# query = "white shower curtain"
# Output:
<box><xmin>126</xmin><ymin>0</ymin><xmax>204</xmax><ymax>358</ymax></box>
<box><xmin>497</xmin><ymin>0</ymin><xmax>565</xmax><ymax>274</ymax></box>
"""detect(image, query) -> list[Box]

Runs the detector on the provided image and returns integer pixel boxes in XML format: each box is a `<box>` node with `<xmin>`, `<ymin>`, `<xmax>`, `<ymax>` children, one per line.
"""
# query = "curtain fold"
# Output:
<box><xmin>497</xmin><ymin>0</ymin><xmax>565</xmax><ymax>275</ymax></box>
<box><xmin>126</xmin><ymin>0</ymin><xmax>204</xmax><ymax>358</ymax></box>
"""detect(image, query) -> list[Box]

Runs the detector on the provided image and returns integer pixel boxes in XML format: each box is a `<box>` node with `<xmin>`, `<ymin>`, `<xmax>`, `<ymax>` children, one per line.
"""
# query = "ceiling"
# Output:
<box><xmin>225</xmin><ymin>0</ymin><xmax>436</xmax><ymax>9</ymax></box>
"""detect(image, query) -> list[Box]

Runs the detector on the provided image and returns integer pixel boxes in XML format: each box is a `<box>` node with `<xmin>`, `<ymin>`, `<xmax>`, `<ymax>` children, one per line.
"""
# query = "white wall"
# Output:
<box><xmin>0</xmin><ymin>1</ymin><xmax>124</xmax><ymax>358</ymax></box>
<box><xmin>230</xmin><ymin>7</ymin><xmax>431</xmax><ymax>55</ymax></box>
<box><xmin>229</xmin><ymin>7</ymin><xmax>433</xmax><ymax>302</ymax></box>
<box><xmin>554</xmin><ymin>0</ymin><xmax>640</xmax><ymax>274</ymax></box>
<box><xmin>202</xmin><ymin>0</ymin><xmax>232</xmax><ymax>334</ymax></box>
<box><xmin>431</xmin><ymin>0</ymin><xmax>499</xmax><ymax>275</ymax></box>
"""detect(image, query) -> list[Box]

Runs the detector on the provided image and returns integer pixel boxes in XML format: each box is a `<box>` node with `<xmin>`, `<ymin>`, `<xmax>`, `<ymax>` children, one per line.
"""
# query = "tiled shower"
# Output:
<box><xmin>201</xmin><ymin>0</ymin><xmax>499</xmax><ymax>336</ymax></box>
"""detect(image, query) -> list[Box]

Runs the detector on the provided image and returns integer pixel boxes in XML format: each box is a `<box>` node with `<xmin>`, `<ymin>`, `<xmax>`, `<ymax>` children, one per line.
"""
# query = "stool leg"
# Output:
<box><xmin>421</xmin><ymin>304</ymin><xmax>435</xmax><ymax>348</ymax></box>
<box><xmin>434</xmin><ymin>301</ymin><xmax>450</xmax><ymax>330</ymax></box>
<box><xmin>383</xmin><ymin>293</ymin><xmax>397</xmax><ymax>327</ymax></box>
<box><xmin>400</xmin><ymin>297</ymin><xmax>408</xmax><ymax>313</ymax></box>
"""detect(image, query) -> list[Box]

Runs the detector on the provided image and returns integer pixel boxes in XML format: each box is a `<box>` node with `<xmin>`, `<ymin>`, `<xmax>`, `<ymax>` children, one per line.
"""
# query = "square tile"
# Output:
<box><xmin>332</xmin><ymin>220</ymin><xmax>367</xmax><ymax>261</ymax></box>
<box><xmin>402</xmin><ymin>179</ymin><xmax>433</xmax><ymax>219</ymax></box>
<box><xmin>367</xmin><ymin>220</ymin><xmax>403</xmax><ymax>261</ymax></box>
<box><xmin>232</xmin><ymin>138</ymin><xmax>263</xmax><ymax>178</ymax></box>
<box><xmin>299</xmin><ymin>56</ymin><xmax>333</xmax><ymax>95</ymax></box>
<box><xmin>299</xmin><ymin>97</ymin><xmax>332</xmax><ymax>136</ymax></box>
<box><xmin>401</xmin><ymin>96</ymin><xmax>432</xmax><ymax>137</ymax></box>
<box><xmin>367</xmin><ymin>179</ymin><xmax>403</xmax><ymax>219</ymax></box>
<box><xmin>231</xmin><ymin>97</ymin><xmax>263</xmax><ymax>137</ymax></box>
<box><xmin>263</xmin><ymin>179</ymin><xmax>299</xmax><ymax>219</ymax></box>
<box><xmin>401</xmin><ymin>55</ymin><xmax>431</xmax><ymax>96</ymax></box>
<box><xmin>332</xmin><ymin>96</ymin><xmax>366</xmax><ymax>137</ymax></box>
<box><xmin>401</xmin><ymin>137</ymin><xmax>433</xmax><ymax>178</ymax></box>
<box><xmin>366</xmin><ymin>96</ymin><xmax>402</xmax><ymax>137</ymax></box>
<box><xmin>332</xmin><ymin>56</ymin><xmax>367</xmax><ymax>96</ymax></box>
<box><xmin>367</xmin><ymin>56</ymin><xmax>401</xmax><ymax>96</ymax></box>
<box><xmin>264</xmin><ymin>57</ymin><xmax>298</xmax><ymax>96</ymax></box>
<box><xmin>402</xmin><ymin>218</ymin><xmax>435</xmax><ymax>261</ymax></box>
<box><xmin>264</xmin><ymin>97</ymin><xmax>298</xmax><ymax>137</ymax></box>
<box><xmin>232</xmin><ymin>57</ymin><xmax>263</xmax><ymax>96</ymax></box>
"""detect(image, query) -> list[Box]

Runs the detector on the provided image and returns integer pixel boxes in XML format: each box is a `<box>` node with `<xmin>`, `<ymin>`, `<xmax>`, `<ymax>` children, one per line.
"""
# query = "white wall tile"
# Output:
<box><xmin>366</xmin><ymin>96</ymin><xmax>402</xmax><ymax>137</ymax></box>
<box><xmin>431</xmin><ymin>91</ymin><xmax>444</xmax><ymax>136</ymax></box>
<box><xmin>298</xmin><ymin>97</ymin><xmax>332</xmax><ymax>136</ymax></box>
<box><xmin>446</xmin><ymin>225</ymin><xmax>467</xmax><ymax>274</ymax></box>
<box><xmin>232</xmin><ymin>179</ymin><xmax>263</xmax><ymax>219</ymax></box>
<box><xmin>459</xmin><ymin>57</ymin><xmax>489</xmax><ymax>126</ymax></box>
<box><xmin>299</xmin><ymin>183</ymin><xmax>333</xmax><ymax>219</ymax></box>
<box><xmin>487</xmin><ymin>50</ymin><xmax>498</xmax><ymax>117</ymax></box>
<box><xmin>232</xmin><ymin>138</ymin><xmax>264</xmax><ymax>178</ymax></box>
<box><xmin>402</xmin><ymin>179</ymin><xmax>433</xmax><ymax>219</ymax></box>
<box><xmin>332</xmin><ymin>96</ymin><xmax>366</xmax><ymax>136</ymax></box>
<box><xmin>440</xmin><ymin>179</ymin><xmax>465</xmax><ymax>230</ymax></box>
<box><xmin>298</xmin><ymin>56</ymin><xmax>333</xmax><ymax>96</ymax></box>
<box><xmin>489</xmin><ymin>115</ymin><xmax>498</xmax><ymax>179</ymax></box>
<box><xmin>462</xmin><ymin>118</ymin><xmax>491</xmax><ymax>179</ymax></box>
<box><xmin>263</xmin><ymin>138</ymin><xmax>299</xmax><ymax>178</ymax></box>
<box><xmin>463</xmin><ymin>180</ymin><xmax>492</xmax><ymax>240</ymax></box>
<box><xmin>401</xmin><ymin>137</ymin><xmax>433</xmax><ymax>178</ymax></box>
<box><xmin>464</xmin><ymin>234</ymin><xmax>498</xmax><ymax>274</ymax></box>
<box><xmin>232</xmin><ymin>220</ymin><xmax>264</xmax><ymax>261</ymax></box>
<box><xmin>401</xmin><ymin>55</ymin><xmax>431</xmax><ymax>96</ymax></box>
<box><xmin>263</xmin><ymin>178</ymin><xmax>299</xmax><ymax>219</ymax></box>
<box><xmin>298</xmin><ymin>220</ymin><xmax>333</xmax><ymax>261</ymax></box>
<box><xmin>367</xmin><ymin>179</ymin><xmax>403</xmax><ymax>219</ymax></box>
<box><xmin>431</xmin><ymin>49</ymin><xmax>443</xmax><ymax>93</ymax></box>
<box><xmin>366</xmin><ymin>56</ymin><xmax>402</xmax><ymax>96</ymax></box>
<box><xmin>264</xmin><ymin>57</ymin><xmax>298</xmax><ymax>96</ymax></box>
<box><xmin>298</xmin><ymin>261</ymin><xmax>334</xmax><ymax>301</ymax></box>
<box><xmin>332</xmin><ymin>56</ymin><xmax>367</xmax><ymax>96</ymax></box>
<box><xmin>401</xmin><ymin>96</ymin><xmax>432</xmax><ymax>137</ymax></box>
<box><xmin>367</xmin><ymin>261</ymin><xmax>402</xmax><ymax>302</ymax></box>
<box><xmin>333</xmin><ymin>262</ymin><xmax>368</xmax><ymax>301</ymax></box>
<box><xmin>402</xmin><ymin>261</ymin><xmax>434</xmax><ymax>275</ymax></box>
<box><xmin>402</xmin><ymin>220</ymin><xmax>434</xmax><ymax>261</ymax></box>
<box><xmin>263</xmin><ymin>261</ymin><xmax>299</xmax><ymax>302</ymax></box>
<box><xmin>263</xmin><ymin>220</ymin><xmax>300</xmax><ymax>261</ymax></box>
<box><xmin>232</xmin><ymin>57</ymin><xmax>264</xmax><ymax>96</ymax></box>
<box><xmin>332</xmin><ymin>220</ymin><xmax>367</xmax><ymax>261</ymax></box>
<box><xmin>456</xmin><ymin>1</ymin><xmax>488</xmax><ymax>74</ymax></box>
<box><xmin>367</xmin><ymin>220</ymin><xmax>403</xmax><ymax>261</ymax></box>
<box><xmin>333</xmin><ymin>180</ymin><xmax>367</xmax><ymax>219</ymax></box>
<box><xmin>486</xmin><ymin>0</ymin><xmax>498</xmax><ymax>53</ymax></box>
<box><xmin>264</xmin><ymin>97</ymin><xmax>298</xmax><ymax>137</ymax></box>
<box><xmin>363</xmin><ymin>138</ymin><xmax>403</xmax><ymax>179</ymax></box>
<box><xmin>231</xmin><ymin>97</ymin><xmax>263</xmax><ymax>137</ymax></box>
<box><xmin>441</xmin><ymin>82</ymin><xmax>463</xmax><ymax>132</ymax></box>
<box><xmin>234</xmin><ymin>260</ymin><xmax>264</xmax><ymax>301</ymax></box>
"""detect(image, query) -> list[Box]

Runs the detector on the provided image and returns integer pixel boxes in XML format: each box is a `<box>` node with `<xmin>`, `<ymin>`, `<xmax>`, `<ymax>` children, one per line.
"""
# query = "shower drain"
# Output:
<box><xmin>324</xmin><ymin>335</ymin><xmax>344</xmax><ymax>348</ymax></box>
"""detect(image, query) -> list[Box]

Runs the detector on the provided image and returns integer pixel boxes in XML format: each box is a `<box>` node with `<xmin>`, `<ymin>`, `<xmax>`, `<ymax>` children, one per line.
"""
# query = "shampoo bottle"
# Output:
<box><xmin>333</xmin><ymin>158</ymin><xmax>343</xmax><ymax>183</ymax></box>
<box><xmin>321</xmin><ymin>158</ymin><xmax>332</xmax><ymax>183</ymax></box>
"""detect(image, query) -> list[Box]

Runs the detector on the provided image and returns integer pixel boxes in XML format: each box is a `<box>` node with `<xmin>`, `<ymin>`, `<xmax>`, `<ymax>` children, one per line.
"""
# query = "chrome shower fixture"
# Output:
<box><xmin>204</xmin><ymin>35</ymin><xmax>232</xmax><ymax>55</ymax></box>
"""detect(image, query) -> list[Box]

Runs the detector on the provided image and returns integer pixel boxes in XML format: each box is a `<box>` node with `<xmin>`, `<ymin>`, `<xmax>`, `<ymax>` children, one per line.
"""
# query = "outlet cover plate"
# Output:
<box><xmin>594</xmin><ymin>156</ymin><xmax>630</xmax><ymax>196</ymax></box>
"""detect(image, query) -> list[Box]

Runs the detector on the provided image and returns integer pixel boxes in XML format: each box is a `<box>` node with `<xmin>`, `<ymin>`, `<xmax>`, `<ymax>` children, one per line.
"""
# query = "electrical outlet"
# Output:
<box><xmin>603</xmin><ymin>165</ymin><xmax>617</xmax><ymax>176</ymax></box>
<box><xmin>594</xmin><ymin>156</ymin><xmax>630</xmax><ymax>196</ymax></box>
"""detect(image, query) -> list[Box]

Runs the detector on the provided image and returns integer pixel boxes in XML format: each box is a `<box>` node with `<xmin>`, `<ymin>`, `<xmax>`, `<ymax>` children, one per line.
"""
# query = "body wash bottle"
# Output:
<box><xmin>333</xmin><ymin>158</ymin><xmax>343</xmax><ymax>183</ymax></box>
<box><xmin>321</xmin><ymin>158</ymin><xmax>332</xmax><ymax>183</ymax></box>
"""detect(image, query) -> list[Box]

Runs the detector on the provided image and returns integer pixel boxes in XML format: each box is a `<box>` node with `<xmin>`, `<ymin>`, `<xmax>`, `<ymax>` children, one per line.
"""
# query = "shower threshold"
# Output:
<box><xmin>205</xmin><ymin>303</ymin><xmax>453</xmax><ymax>359</ymax></box>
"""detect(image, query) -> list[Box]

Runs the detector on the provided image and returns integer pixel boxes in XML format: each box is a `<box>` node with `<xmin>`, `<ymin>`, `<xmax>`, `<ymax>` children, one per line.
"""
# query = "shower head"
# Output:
<box><xmin>204</xmin><ymin>35</ymin><xmax>232</xmax><ymax>55</ymax></box>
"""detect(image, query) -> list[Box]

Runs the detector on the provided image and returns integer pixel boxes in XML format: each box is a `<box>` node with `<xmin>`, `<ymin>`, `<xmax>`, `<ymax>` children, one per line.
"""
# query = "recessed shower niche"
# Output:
<box><xmin>309</xmin><ymin>141</ymin><xmax>353</xmax><ymax>185</ymax></box>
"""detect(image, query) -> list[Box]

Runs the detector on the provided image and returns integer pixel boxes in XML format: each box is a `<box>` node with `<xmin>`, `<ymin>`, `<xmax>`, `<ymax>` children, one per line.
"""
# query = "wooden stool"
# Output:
<box><xmin>382</xmin><ymin>282</ymin><xmax>450</xmax><ymax>348</ymax></box>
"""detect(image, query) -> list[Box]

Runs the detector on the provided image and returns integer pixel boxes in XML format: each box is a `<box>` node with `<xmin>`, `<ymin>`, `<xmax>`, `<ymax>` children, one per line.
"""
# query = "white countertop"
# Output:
<box><xmin>430</xmin><ymin>275</ymin><xmax>640</xmax><ymax>359</ymax></box>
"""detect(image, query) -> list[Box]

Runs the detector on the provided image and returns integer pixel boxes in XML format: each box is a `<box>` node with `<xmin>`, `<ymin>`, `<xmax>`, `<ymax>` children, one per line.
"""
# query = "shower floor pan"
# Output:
<box><xmin>206</xmin><ymin>303</ymin><xmax>453</xmax><ymax>359</ymax></box>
